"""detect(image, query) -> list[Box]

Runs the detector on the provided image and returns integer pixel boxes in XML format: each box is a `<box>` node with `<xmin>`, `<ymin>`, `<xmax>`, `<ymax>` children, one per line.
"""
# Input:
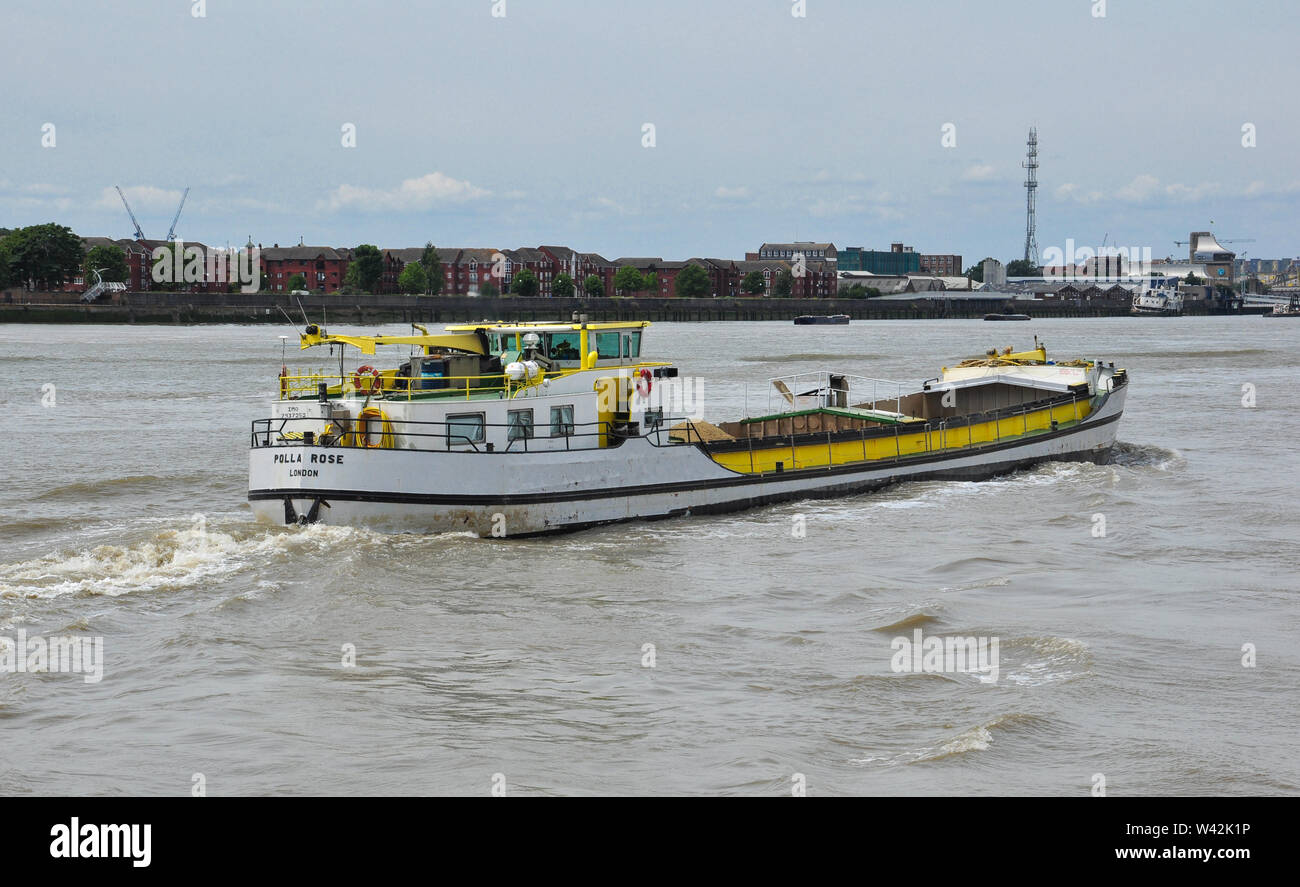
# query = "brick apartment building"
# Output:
<box><xmin>63</xmin><ymin>233</ymin><xmax>857</xmax><ymax>299</ymax></box>
<box><xmin>78</xmin><ymin>236</ymin><xmax>247</xmax><ymax>293</ymax></box>
<box><xmin>749</xmin><ymin>242</ymin><xmax>838</xmax><ymax>263</ymax></box>
<box><xmin>261</xmin><ymin>245</ymin><xmax>349</xmax><ymax>293</ymax></box>
<box><xmin>610</xmin><ymin>256</ymin><xmax>838</xmax><ymax>298</ymax></box>
<box><xmin>919</xmin><ymin>253</ymin><xmax>963</xmax><ymax>276</ymax></box>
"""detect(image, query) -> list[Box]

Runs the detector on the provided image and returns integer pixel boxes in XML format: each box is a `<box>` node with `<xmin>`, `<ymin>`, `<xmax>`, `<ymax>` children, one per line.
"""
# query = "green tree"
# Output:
<box><xmin>0</xmin><ymin>239</ymin><xmax>12</xmax><ymax>289</ymax></box>
<box><xmin>842</xmin><ymin>283</ymin><xmax>883</xmax><ymax>299</ymax></box>
<box><xmin>583</xmin><ymin>274</ymin><xmax>605</xmax><ymax>297</ymax></box>
<box><xmin>1006</xmin><ymin>258</ymin><xmax>1039</xmax><ymax>277</ymax></box>
<box><xmin>398</xmin><ymin>262</ymin><xmax>427</xmax><ymax>294</ymax></box>
<box><xmin>614</xmin><ymin>265</ymin><xmax>647</xmax><ymax>294</ymax></box>
<box><xmin>84</xmin><ymin>243</ymin><xmax>129</xmax><ymax>284</ymax></box>
<box><xmin>511</xmin><ymin>268</ymin><xmax>539</xmax><ymax>297</ymax></box>
<box><xmin>674</xmin><ymin>263</ymin><xmax>711</xmax><ymax>298</ymax></box>
<box><xmin>741</xmin><ymin>270</ymin><xmax>766</xmax><ymax>295</ymax></box>
<box><xmin>420</xmin><ymin>242</ymin><xmax>443</xmax><ymax>295</ymax></box>
<box><xmin>1185</xmin><ymin>272</ymin><xmax>1203</xmax><ymax>285</ymax></box>
<box><xmin>552</xmin><ymin>272</ymin><xmax>575</xmax><ymax>298</ymax></box>
<box><xmin>286</xmin><ymin>272</ymin><xmax>308</xmax><ymax>291</ymax></box>
<box><xmin>344</xmin><ymin>244</ymin><xmax>384</xmax><ymax>292</ymax></box>
<box><xmin>4</xmin><ymin>223</ymin><xmax>84</xmax><ymax>290</ymax></box>
<box><xmin>480</xmin><ymin>281</ymin><xmax>501</xmax><ymax>298</ymax></box>
<box><xmin>772</xmin><ymin>268</ymin><xmax>794</xmax><ymax>298</ymax></box>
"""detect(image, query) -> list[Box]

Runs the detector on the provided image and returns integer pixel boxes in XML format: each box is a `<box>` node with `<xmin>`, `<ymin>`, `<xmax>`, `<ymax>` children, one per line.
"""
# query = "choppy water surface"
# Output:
<box><xmin>1</xmin><ymin>319</ymin><xmax>1297</xmax><ymax>795</ymax></box>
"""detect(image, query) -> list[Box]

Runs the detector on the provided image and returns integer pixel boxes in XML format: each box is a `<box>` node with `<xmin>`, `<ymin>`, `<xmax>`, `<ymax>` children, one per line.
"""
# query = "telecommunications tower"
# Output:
<box><xmin>1022</xmin><ymin>127</ymin><xmax>1039</xmax><ymax>267</ymax></box>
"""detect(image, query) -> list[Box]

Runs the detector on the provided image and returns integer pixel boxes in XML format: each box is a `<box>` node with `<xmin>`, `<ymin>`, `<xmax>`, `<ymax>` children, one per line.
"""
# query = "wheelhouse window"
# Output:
<box><xmin>507</xmin><ymin>409</ymin><xmax>534</xmax><ymax>440</ymax></box>
<box><xmin>547</xmin><ymin>332</ymin><xmax>581</xmax><ymax>362</ymax></box>
<box><xmin>595</xmin><ymin>331</ymin><xmax>621</xmax><ymax>359</ymax></box>
<box><xmin>622</xmin><ymin>331</ymin><xmax>641</xmax><ymax>358</ymax></box>
<box><xmin>447</xmin><ymin>413</ymin><xmax>485</xmax><ymax>446</ymax></box>
<box><xmin>550</xmin><ymin>405</ymin><xmax>574</xmax><ymax>437</ymax></box>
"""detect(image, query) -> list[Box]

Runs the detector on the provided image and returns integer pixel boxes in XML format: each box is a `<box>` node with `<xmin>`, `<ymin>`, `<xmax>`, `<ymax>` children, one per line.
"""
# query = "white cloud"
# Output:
<box><xmin>20</xmin><ymin>183</ymin><xmax>71</xmax><ymax>195</ymax></box>
<box><xmin>806</xmin><ymin>191</ymin><xmax>900</xmax><ymax>219</ymax></box>
<box><xmin>961</xmin><ymin>164</ymin><xmax>996</xmax><ymax>182</ymax></box>
<box><xmin>319</xmin><ymin>172</ymin><xmax>489</xmax><ymax>212</ymax></box>
<box><xmin>4</xmin><ymin>196</ymin><xmax>75</xmax><ymax>212</ymax></box>
<box><xmin>1116</xmin><ymin>174</ymin><xmax>1161</xmax><ymax>203</ymax></box>
<box><xmin>1055</xmin><ymin>182</ymin><xmax>1104</xmax><ymax>204</ymax></box>
<box><xmin>1055</xmin><ymin>174</ymin><xmax>1206</xmax><ymax>205</ymax></box>
<box><xmin>714</xmin><ymin>185</ymin><xmax>750</xmax><ymax>200</ymax></box>
<box><xmin>1163</xmin><ymin>181</ymin><xmax>1221</xmax><ymax>202</ymax></box>
<box><xmin>592</xmin><ymin>196</ymin><xmax>630</xmax><ymax>214</ymax></box>
<box><xmin>94</xmin><ymin>185</ymin><xmax>185</xmax><ymax>211</ymax></box>
<box><xmin>1243</xmin><ymin>180</ymin><xmax>1300</xmax><ymax>198</ymax></box>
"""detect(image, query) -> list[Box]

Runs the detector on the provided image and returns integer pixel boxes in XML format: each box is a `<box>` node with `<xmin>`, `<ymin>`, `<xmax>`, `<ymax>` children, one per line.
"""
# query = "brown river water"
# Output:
<box><xmin>1</xmin><ymin>318</ymin><xmax>1297</xmax><ymax>795</ymax></box>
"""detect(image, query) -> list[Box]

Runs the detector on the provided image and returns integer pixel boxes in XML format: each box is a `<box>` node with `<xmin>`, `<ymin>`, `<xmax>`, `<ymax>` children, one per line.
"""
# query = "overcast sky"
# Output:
<box><xmin>4</xmin><ymin>0</ymin><xmax>1298</xmax><ymax>263</ymax></box>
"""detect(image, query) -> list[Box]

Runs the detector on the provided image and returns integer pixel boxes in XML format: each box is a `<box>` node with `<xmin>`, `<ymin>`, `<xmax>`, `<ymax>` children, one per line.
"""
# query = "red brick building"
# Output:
<box><xmin>919</xmin><ymin>253</ymin><xmax>963</xmax><ymax>276</ymax></box>
<box><xmin>261</xmin><ymin>245</ymin><xmax>348</xmax><ymax>293</ymax></box>
<box><xmin>539</xmin><ymin>246</ymin><xmax>617</xmax><ymax>297</ymax></box>
<box><xmin>75</xmin><ymin>237</ymin><xmax>241</xmax><ymax>293</ymax></box>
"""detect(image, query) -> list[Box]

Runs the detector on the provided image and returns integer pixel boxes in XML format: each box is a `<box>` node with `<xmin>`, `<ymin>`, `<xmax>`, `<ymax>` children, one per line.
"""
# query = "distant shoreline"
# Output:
<box><xmin>0</xmin><ymin>292</ymin><xmax>1258</xmax><ymax>325</ymax></box>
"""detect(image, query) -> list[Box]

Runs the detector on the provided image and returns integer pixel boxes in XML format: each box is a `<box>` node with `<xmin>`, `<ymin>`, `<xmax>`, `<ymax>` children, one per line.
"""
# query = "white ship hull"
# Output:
<box><xmin>249</xmin><ymin>386</ymin><xmax>1125</xmax><ymax>537</ymax></box>
<box><xmin>1131</xmin><ymin>290</ymin><xmax>1183</xmax><ymax>316</ymax></box>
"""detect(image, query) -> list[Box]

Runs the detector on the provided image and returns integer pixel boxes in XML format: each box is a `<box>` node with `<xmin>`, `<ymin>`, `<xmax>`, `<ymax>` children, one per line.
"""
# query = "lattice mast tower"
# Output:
<box><xmin>1022</xmin><ymin>128</ymin><xmax>1039</xmax><ymax>267</ymax></box>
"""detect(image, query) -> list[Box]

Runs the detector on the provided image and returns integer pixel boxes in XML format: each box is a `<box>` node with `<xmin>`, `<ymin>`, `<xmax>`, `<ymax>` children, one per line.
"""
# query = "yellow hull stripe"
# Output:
<box><xmin>709</xmin><ymin>399</ymin><xmax>1094</xmax><ymax>475</ymax></box>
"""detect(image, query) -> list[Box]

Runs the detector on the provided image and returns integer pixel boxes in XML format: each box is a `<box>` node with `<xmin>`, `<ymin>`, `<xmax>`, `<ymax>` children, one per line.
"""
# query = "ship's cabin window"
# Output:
<box><xmin>547</xmin><ymin>333</ymin><xmax>582</xmax><ymax>362</ymax></box>
<box><xmin>507</xmin><ymin>409</ymin><xmax>534</xmax><ymax>440</ymax></box>
<box><xmin>550</xmin><ymin>405</ymin><xmax>574</xmax><ymax>437</ymax></box>
<box><xmin>595</xmin><ymin>331</ymin><xmax>621</xmax><ymax>359</ymax></box>
<box><xmin>447</xmin><ymin>413</ymin><xmax>485</xmax><ymax>446</ymax></box>
<box><xmin>622</xmin><ymin>331</ymin><xmax>641</xmax><ymax>359</ymax></box>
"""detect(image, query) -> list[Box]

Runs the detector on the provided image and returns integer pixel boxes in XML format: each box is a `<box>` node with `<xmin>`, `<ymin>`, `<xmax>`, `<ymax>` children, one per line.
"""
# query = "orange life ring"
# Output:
<box><xmin>635</xmin><ymin>368</ymin><xmax>653</xmax><ymax>398</ymax></box>
<box><xmin>352</xmin><ymin>365</ymin><xmax>382</xmax><ymax>394</ymax></box>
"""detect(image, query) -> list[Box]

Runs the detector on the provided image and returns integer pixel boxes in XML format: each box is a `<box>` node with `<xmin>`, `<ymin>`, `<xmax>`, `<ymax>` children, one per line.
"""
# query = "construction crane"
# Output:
<box><xmin>115</xmin><ymin>185</ymin><xmax>146</xmax><ymax>241</ymax></box>
<box><xmin>165</xmin><ymin>187</ymin><xmax>190</xmax><ymax>241</ymax></box>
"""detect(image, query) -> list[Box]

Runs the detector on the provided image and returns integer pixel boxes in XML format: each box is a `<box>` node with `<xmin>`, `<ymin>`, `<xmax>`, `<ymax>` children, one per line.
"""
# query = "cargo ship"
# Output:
<box><xmin>248</xmin><ymin>322</ymin><xmax>1127</xmax><ymax>536</ymax></box>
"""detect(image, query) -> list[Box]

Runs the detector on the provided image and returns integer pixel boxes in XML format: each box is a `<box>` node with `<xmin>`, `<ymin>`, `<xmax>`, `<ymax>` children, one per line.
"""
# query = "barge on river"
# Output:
<box><xmin>248</xmin><ymin>321</ymin><xmax>1127</xmax><ymax>536</ymax></box>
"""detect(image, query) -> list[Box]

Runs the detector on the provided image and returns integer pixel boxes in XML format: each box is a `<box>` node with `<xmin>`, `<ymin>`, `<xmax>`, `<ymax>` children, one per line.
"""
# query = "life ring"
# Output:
<box><xmin>352</xmin><ymin>365</ymin><xmax>382</xmax><ymax>394</ymax></box>
<box><xmin>635</xmin><ymin>368</ymin><xmax>653</xmax><ymax>398</ymax></box>
<box><xmin>279</xmin><ymin>365</ymin><xmax>289</xmax><ymax>397</ymax></box>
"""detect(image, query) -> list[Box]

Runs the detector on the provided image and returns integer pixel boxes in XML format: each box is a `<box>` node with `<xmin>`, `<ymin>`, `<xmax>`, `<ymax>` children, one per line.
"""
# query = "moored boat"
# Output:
<box><xmin>984</xmin><ymin>311</ymin><xmax>1031</xmax><ymax>321</ymax></box>
<box><xmin>793</xmin><ymin>314</ymin><xmax>850</xmax><ymax>325</ymax></box>
<box><xmin>1131</xmin><ymin>286</ymin><xmax>1184</xmax><ymax>316</ymax></box>
<box><xmin>1264</xmin><ymin>295</ymin><xmax>1300</xmax><ymax>317</ymax></box>
<box><xmin>248</xmin><ymin>323</ymin><xmax>1127</xmax><ymax>536</ymax></box>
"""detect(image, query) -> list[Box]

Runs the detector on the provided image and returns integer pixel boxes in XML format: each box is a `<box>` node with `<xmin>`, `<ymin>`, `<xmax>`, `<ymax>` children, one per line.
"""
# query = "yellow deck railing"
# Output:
<box><xmin>279</xmin><ymin>371</ymin><xmax>538</xmax><ymax>401</ymax></box>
